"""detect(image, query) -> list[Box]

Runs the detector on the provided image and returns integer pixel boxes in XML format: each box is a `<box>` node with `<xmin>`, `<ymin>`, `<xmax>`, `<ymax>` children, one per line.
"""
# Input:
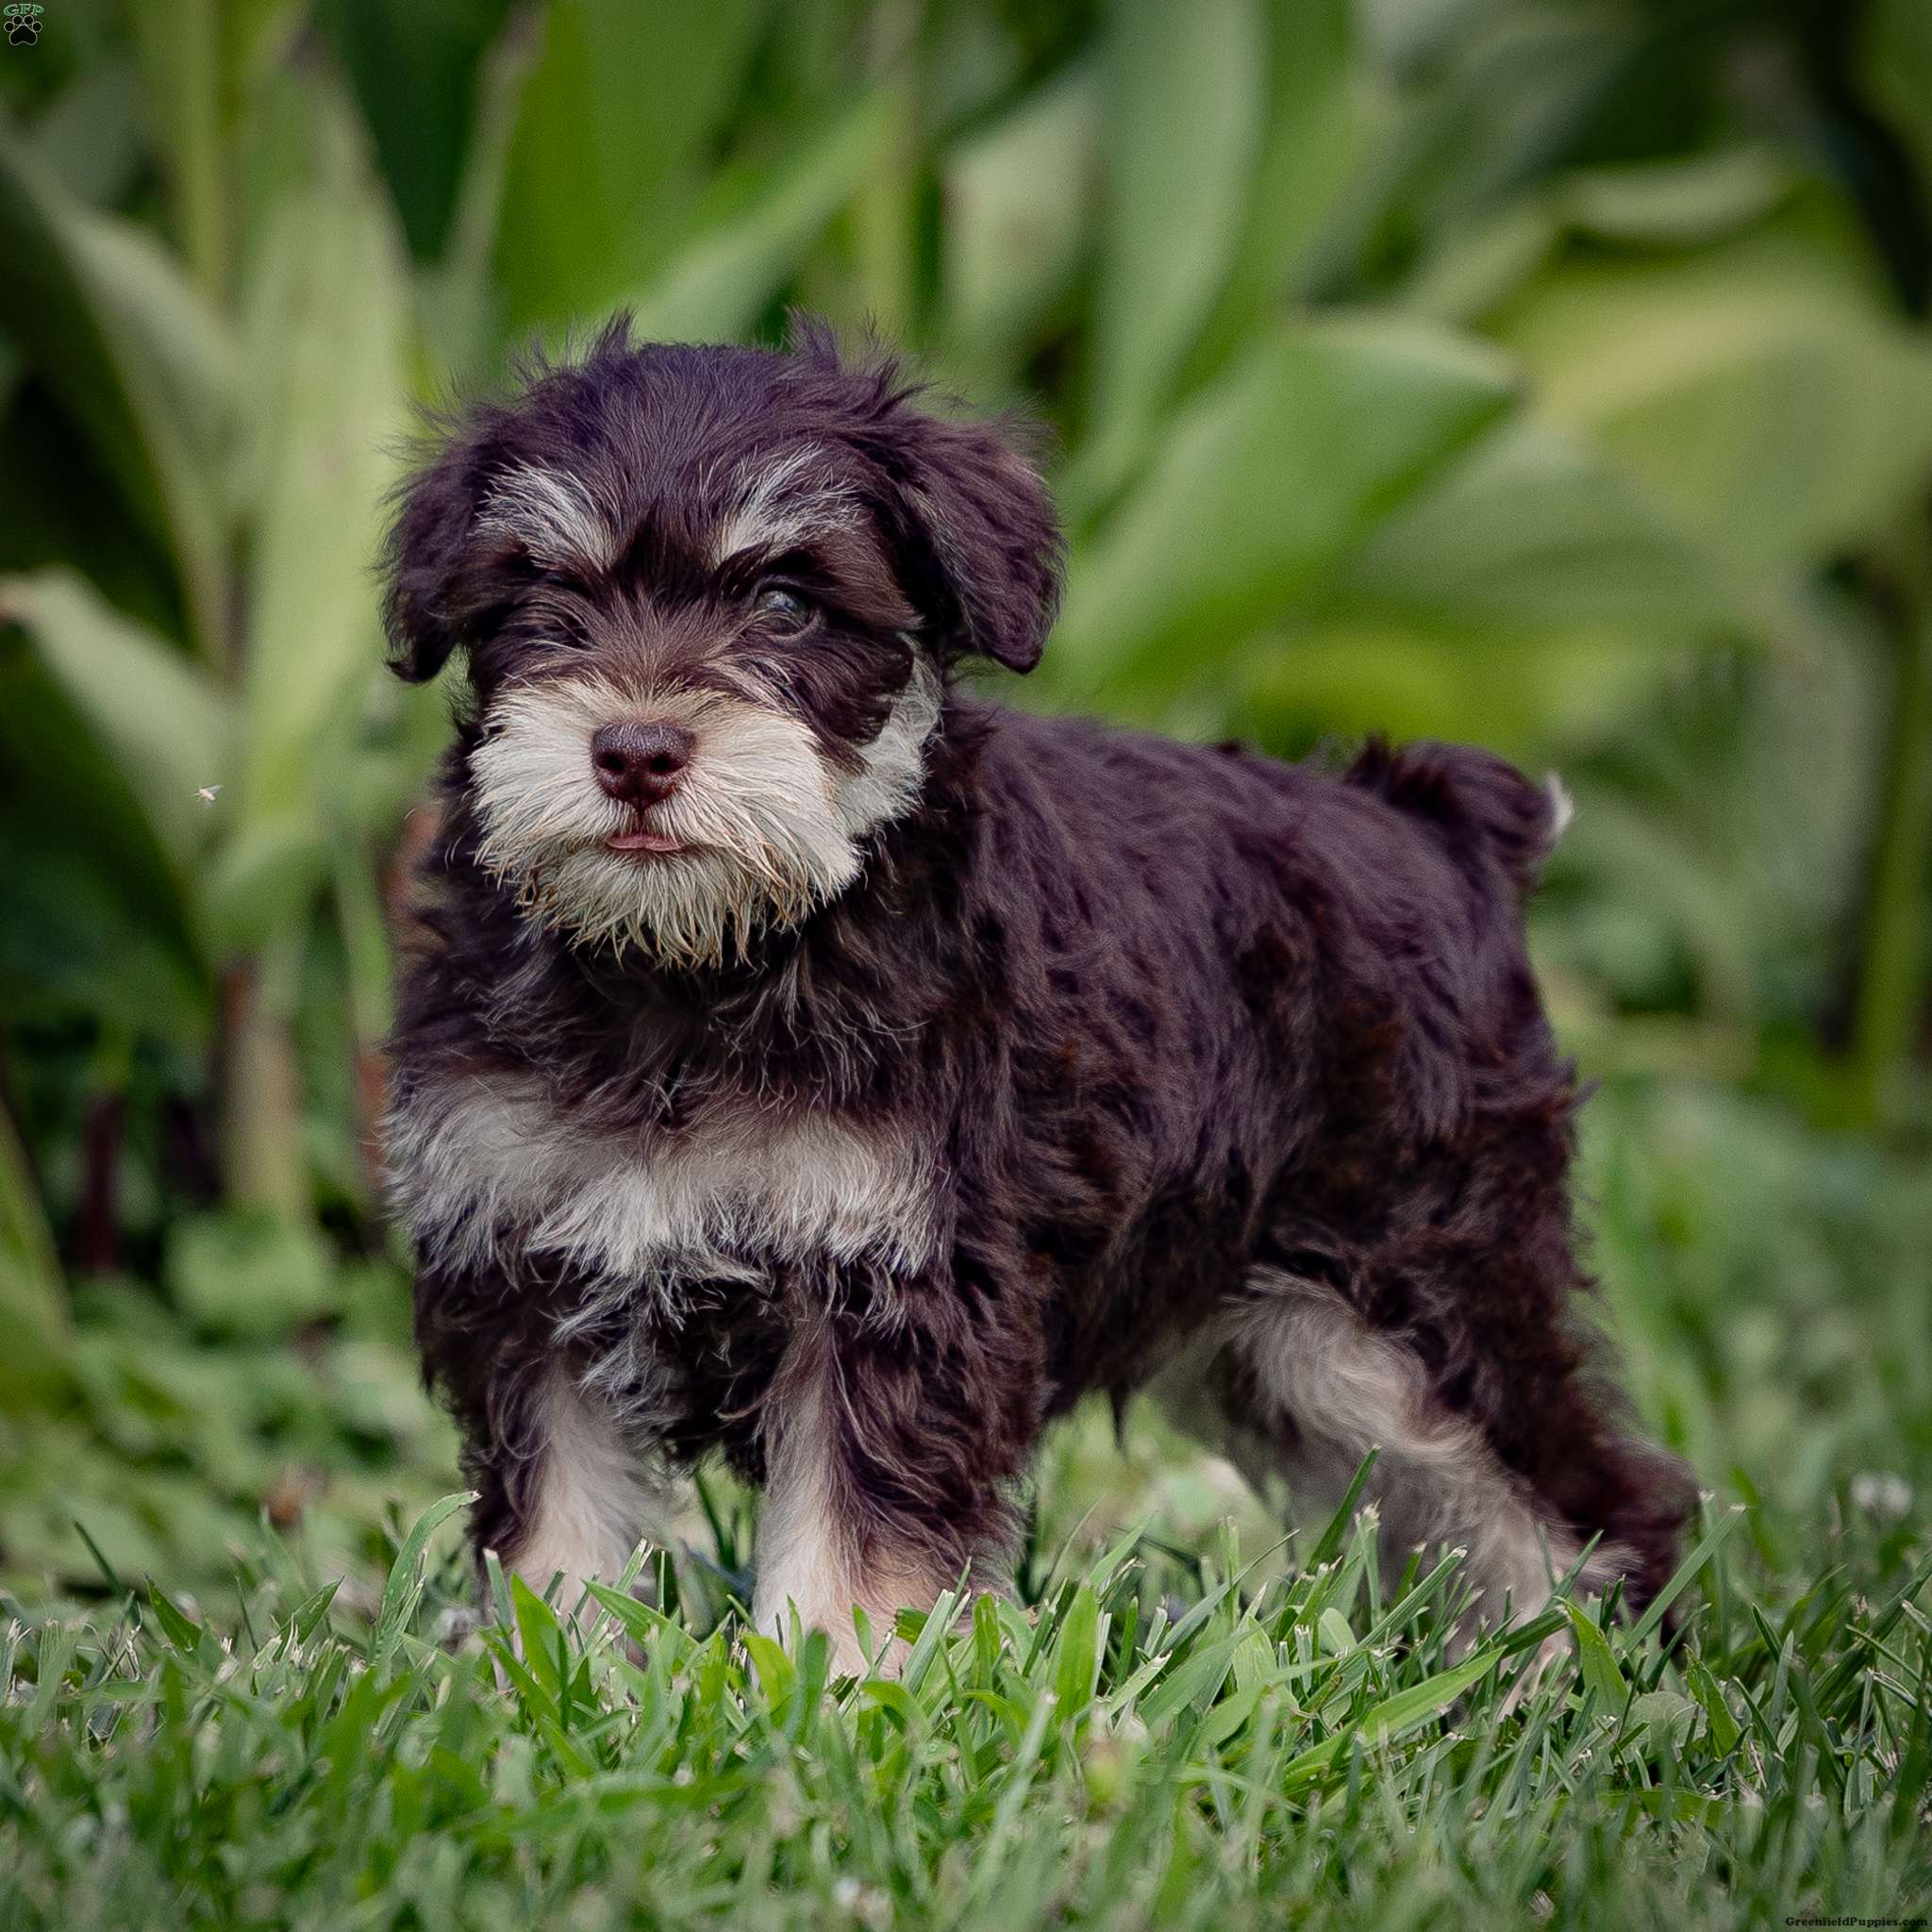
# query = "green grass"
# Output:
<box><xmin>2</xmin><ymin>1485</ymin><xmax>1927</xmax><ymax>1930</ymax></box>
<box><xmin>3</xmin><ymin>1073</ymin><xmax>1928</xmax><ymax>1930</ymax></box>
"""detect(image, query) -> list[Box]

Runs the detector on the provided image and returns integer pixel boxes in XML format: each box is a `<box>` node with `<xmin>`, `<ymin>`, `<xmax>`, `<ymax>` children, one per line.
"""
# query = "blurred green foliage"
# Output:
<box><xmin>0</xmin><ymin>0</ymin><xmax>1927</xmax><ymax>1609</ymax></box>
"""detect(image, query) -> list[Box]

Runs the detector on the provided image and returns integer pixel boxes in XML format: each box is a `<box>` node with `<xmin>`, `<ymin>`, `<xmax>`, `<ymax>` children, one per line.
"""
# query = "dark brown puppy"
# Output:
<box><xmin>381</xmin><ymin>317</ymin><xmax>1692</xmax><ymax>1670</ymax></box>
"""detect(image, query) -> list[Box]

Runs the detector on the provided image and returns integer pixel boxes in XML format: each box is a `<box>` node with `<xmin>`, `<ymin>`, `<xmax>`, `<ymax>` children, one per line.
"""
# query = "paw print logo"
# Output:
<box><xmin>5</xmin><ymin>4</ymin><xmax>44</xmax><ymax>47</ymax></box>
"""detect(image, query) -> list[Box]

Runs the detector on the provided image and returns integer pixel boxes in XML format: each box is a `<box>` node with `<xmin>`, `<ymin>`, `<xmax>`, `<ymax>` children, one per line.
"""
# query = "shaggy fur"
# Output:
<box><xmin>380</xmin><ymin>317</ymin><xmax>1693</xmax><ymax>1669</ymax></box>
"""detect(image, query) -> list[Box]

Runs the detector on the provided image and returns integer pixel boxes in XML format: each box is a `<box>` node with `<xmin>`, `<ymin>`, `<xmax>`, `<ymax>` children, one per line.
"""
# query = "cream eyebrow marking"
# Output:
<box><xmin>711</xmin><ymin>448</ymin><xmax>860</xmax><ymax>564</ymax></box>
<box><xmin>476</xmin><ymin>464</ymin><xmax>620</xmax><ymax>571</ymax></box>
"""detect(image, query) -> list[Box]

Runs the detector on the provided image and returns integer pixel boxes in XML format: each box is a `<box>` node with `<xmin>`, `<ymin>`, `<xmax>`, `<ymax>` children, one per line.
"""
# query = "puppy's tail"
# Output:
<box><xmin>1345</xmin><ymin>738</ymin><xmax>1570</xmax><ymax>895</ymax></box>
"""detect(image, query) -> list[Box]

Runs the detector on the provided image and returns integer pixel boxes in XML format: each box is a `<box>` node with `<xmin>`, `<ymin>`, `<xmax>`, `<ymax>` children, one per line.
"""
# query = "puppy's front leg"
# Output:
<box><xmin>491</xmin><ymin>1361</ymin><xmax>670</xmax><ymax>1630</ymax></box>
<box><xmin>752</xmin><ymin>1307</ymin><xmax>1024</xmax><ymax>1676</ymax></box>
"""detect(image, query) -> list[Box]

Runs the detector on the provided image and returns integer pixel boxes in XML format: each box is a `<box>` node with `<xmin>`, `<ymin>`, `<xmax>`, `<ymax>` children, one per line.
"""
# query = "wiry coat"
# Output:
<box><xmin>382</xmin><ymin>320</ymin><xmax>1692</xmax><ymax>1663</ymax></box>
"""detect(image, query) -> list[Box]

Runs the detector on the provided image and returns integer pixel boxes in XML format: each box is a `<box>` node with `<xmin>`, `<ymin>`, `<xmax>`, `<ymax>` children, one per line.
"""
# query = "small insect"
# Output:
<box><xmin>196</xmin><ymin>784</ymin><xmax>223</xmax><ymax>807</ymax></box>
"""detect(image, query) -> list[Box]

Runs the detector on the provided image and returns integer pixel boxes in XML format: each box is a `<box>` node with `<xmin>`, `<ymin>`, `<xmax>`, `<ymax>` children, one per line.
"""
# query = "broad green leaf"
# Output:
<box><xmin>413</xmin><ymin>7</ymin><xmax>532</xmax><ymax>380</ymax></box>
<box><xmin>1358</xmin><ymin>8</ymin><xmax>1636</xmax><ymax>239</ymax></box>
<box><xmin>1054</xmin><ymin>314</ymin><xmax>1518</xmax><ymax>710</ymax></box>
<box><xmin>495</xmin><ymin>0</ymin><xmax>766</xmax><ymax>330</ymax></box>
<box><xmin>61</xmin><ymin>223</ymin><xmax>232</xmax><ymax>500</ymax></box>
<box><xmin>0</xmin><ymin>114</ymin><xmax>236</xmax><ymax>658</ymax></box>
<box><xmin>1354</xmin><ymin>0</ymin><xmax>1479</xmax><ymax>72</ymax></box>
<box><xmin>1241</xmin><ymin>414</ymin><xmax>1752</xmax><ymax>753</ymax></box>
<box><xmin>1239</xmin><ymin>624</ymin><xmax>1674</xmax><ymax>761</ymax></box>
<box><xmin>1865</xmin><ymin>0</ymin><xmax>1932</xmax><ymax>203</ymax></box>
<box><xmin>1407</xmin><ymin>147</ymin><xmax>1795</xmax><ymax>332</ymax></box>
<box><xmin>943</xmin><ymin>61</ymin><xmax>1100</xmax><ymax>365</ymax></box>
<box><xmin>1492</xmin><ymin>225</ymin><xmax>1932</xmax><ymax>571</ymax></box>
<box><xmin>1400</xmin><ymin>197</ymin><xmax>1561</xmax><ymax>327</ymax></box>
<box><xmin>626</xmin><ymin>92</ymin><xmax>891</xmax><ymax>345</ymax></box>
<box><xmin>1558</xmin><ymin>147</ymin><xmax>1794</xmax><ymax>249</ymax></box>
<box><xmin>207</xmin><ymin>821</ymin><xmax>336</xmax><ymax>956</ymax></box>
<box><xmin>314</xmin><ymin>0</ymin><xmax>518</xmax><ymax>260</ymax></box>
<box><xmin>219</xmin><ymin>82</ymin><xmax>408</xmax><ymax>947</ymax></box>
<box><xmin>1088</xmin><ymin>0</ymin><xmax>1267</xmax><ymax>458</ymax></box>
<box><xmin>0</xmin><ymin>569</ymin><xmax>232</xmax><ymax>876</ymax></box>
<box><xmin>1180</xmin><ymin>0</ymin><xmax>1377</xmax><ymax>388</ymax></box>
<box><xmin>1324</xmin><ymin>416</ymin><xmax>1744</xmax><ymax>644</ymax></box>
<box><xmin>33</xmin><ymin>55</ymin><xmax>145</xmax><ymax>208</ymax></box>
<box><xmin>0</xmin><ymin>377</ymin><xmax>185</xmax><ymax>636</ymax></box>
<box><xmin>0</xmin><ymin>578</ymin><xmax>220</xmax><ymax>1041</ymax></box>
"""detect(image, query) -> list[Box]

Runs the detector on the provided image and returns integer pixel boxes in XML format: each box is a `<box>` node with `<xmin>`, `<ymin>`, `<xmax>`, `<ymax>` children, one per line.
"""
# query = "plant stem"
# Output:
<box><xmin>1848</xmin><ymin>556</ymin><xmax>1932</xmax><ymax>1129</ymax></box>
<box><xmin>853</xmin><ymin>0</ymin><xmax>923</xmax><ymax>341</ymax></box>
<box><xmin>0</xmin><ymin>1081</ymin><xmax>72</xmax><ymax>1393</ymax></box>
<box><xmin>221</xmin><ymin>950</ymin><xmax>308</xmax><ymax>1220</ymax></box>
<box><xmin>75</xmin><ymin>1091</ymin><xmax>125</xmax><ymax>1275</ymax></box>
<box><xmin>130</xmin><ymin>0</ymin><xmax>227</xmax><ymax>307</ymax></box>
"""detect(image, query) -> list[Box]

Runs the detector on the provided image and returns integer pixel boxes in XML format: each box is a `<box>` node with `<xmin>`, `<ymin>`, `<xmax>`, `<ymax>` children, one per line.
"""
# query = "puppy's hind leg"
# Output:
<box><xmin>1216</xmin><ymin>1271</ymin><xmax>1601</xmax><ymax>1636</ymax></box>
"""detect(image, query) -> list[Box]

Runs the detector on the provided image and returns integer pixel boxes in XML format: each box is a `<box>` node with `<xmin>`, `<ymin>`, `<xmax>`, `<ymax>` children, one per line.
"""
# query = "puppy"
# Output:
<box><xmin>380</xmin><ymin>318</ymin><xmax>1692</xmax><ymax>1672</ymax></box>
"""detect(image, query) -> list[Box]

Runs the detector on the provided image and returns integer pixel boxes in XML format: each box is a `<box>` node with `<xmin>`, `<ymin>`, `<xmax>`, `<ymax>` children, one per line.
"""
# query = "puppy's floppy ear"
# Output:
<box><xmin>379</xmin><ymin>418</ymin><xmax>496</xmax><ymax>684</ymax></box>
<box><xmin>868</xmin><ymin>404</ymin><xmax>1064</xmax><ymax>673</ymax></box>
<box><xmin>807</xmin><ymin>319</ymin><xmax>1062</xmax><ymax>673</ymax></box>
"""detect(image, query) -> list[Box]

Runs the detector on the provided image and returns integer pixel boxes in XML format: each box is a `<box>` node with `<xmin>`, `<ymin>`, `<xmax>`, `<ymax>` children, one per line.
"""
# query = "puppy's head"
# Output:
<box><xmin>381</xmin><ymin>318</ymin><xmax>1062</xmax><ymax>970</ymax></box>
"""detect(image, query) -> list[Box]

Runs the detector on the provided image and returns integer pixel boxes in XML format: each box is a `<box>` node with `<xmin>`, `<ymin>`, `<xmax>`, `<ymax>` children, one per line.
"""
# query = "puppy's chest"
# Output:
<box><xmin>388</xmin><ymin>1066</ymin><xmax>937</xmax><ymax>1290</ymax></box>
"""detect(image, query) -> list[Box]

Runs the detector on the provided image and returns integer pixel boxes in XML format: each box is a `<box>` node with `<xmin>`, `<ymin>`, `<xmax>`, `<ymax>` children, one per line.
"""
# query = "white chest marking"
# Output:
<box><xmin>387</xmin><ymin>1068</ymin><xmax>937</xmax><ymax>1287</ymax></box>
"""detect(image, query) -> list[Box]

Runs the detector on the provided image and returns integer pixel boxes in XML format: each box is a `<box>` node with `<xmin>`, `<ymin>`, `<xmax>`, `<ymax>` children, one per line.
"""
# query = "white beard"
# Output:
<box><xmin>470</xmin><ymin>658</ymin><xmax>940</xmax><ymax>971</ymax></box>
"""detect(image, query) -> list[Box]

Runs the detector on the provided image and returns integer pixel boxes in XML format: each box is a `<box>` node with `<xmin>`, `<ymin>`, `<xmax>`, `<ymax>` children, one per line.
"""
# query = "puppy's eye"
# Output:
<box><xmin>755</xmin><ymin>585</ymin><xmax>814</xmax><ymax>629</ymax></box>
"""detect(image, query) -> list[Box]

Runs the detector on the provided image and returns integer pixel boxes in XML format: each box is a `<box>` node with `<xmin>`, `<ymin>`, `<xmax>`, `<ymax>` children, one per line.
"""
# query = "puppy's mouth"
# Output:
<box><xmin>605</xmin><ymin>825</ymin><xmax>689</xmax><ymax>858</ymax></box>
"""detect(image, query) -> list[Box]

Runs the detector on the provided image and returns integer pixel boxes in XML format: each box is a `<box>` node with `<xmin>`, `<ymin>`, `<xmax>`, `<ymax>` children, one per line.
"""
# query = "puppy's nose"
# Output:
<box><xmin>591</xmin><ymin>721</ymin><xmax>694</xmax><ymax>806</ymax></box>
